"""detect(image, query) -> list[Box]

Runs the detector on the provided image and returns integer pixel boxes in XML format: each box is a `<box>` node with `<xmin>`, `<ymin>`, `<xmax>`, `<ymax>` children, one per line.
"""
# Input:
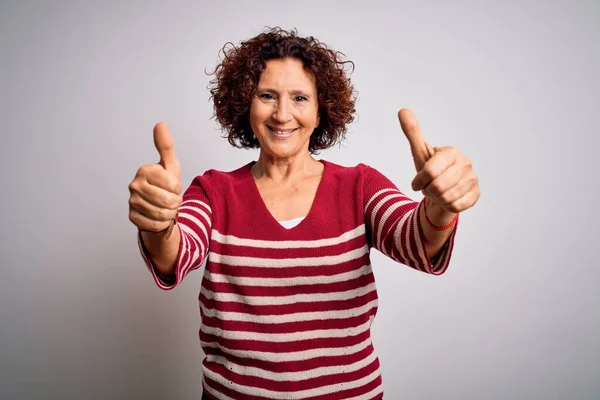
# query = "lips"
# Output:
<box><xmin>267</xmin><ymin>126</ymin><xmax>298</xmax><ymax>137</ymax></box>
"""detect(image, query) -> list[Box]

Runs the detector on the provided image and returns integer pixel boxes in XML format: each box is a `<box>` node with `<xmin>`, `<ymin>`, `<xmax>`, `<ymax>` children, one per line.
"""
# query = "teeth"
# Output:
<box><xmin>270</xmin><ymin>127</ymin><xmax>296</xmax><ymax>134</ymax></box>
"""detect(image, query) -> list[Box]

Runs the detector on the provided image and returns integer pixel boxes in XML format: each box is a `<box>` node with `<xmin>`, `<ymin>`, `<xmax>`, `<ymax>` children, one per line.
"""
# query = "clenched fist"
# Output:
<box><xmin>398</xmin><ymin>109</ymin><xmax>480</xmax><ymax>218</ymax></box>
<box><xmin>128</xmin><ymin>123</ymin><xmax>183</xmax><ymax>235</ymax></box>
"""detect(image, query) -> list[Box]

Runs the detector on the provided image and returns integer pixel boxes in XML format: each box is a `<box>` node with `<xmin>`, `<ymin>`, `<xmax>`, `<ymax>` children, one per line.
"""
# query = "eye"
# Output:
<box><xmin>258</xmin><ymin>93</ymin><xmax>276</xmax><ymax>101</ymax></box>
<box><xmin>294</xmin><ymin>95</ymin><xmax>308</xmax><ymax>102</ymax></box>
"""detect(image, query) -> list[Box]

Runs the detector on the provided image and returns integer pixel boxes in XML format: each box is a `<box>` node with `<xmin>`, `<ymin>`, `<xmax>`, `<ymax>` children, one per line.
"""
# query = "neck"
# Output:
<box><xmin>252</xmin><ymin>151</ymin><xmax>320</xmax><ymax>182</ymax></box>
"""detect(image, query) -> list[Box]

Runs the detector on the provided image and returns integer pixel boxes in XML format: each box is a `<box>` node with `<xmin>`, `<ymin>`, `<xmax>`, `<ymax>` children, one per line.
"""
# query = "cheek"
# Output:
<box><xmin>249</xmin><ymin>102</ymin><xmax>268</xmax><ymax>124</ymax></box>
<box><xmin>303</xmin><ymin>106</ymin><xmax>319</xmax><ymax>126</ymax></box>
<box><xmin>312</xmin><ymin>104</ymin><xmax>320</xmax><ymax>125</ymax></box>
<box><xmin>248</xmin><ymin>107</ymin><xmax>259</xmax><ymax>125</ymax></box>
<box><xmin>312</xmin><ymin>114</ymin><xmax>320</xmax><ymax>128</ymax></box>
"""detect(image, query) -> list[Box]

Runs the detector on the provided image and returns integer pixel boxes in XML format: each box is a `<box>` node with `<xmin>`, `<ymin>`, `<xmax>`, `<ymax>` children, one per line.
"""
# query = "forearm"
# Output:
<box><xmin>140</xmin><ymin>224</ymin><xmax>181</xmax><ymax>276</ymax></box>
<box><xmin>419</xmin><ymin>197</ymin><xmax>457</xmax><ymax>259</ymax></box>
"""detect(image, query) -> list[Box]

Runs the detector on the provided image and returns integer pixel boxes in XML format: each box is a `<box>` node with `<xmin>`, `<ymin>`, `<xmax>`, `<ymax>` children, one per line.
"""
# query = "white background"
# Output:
<box><xmin>1</xmin><ymin>1</ymin><xmax>598</xmax><ymax>398</ymax></box>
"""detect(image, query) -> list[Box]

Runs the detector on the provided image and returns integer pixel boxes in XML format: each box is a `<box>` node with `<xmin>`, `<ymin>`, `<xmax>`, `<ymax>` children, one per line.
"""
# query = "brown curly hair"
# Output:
<box><xmin>208</xmin><ymin>27</ymin><xmax>356</xmax><ymax>153</ymax></box>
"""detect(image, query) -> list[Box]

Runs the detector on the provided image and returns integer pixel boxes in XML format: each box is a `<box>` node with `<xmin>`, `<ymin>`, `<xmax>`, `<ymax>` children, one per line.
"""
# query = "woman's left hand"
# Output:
<box><xmin>398</xmin><ymin>108</ymin><xmax>480</xmax><ymax>215</ymax></box>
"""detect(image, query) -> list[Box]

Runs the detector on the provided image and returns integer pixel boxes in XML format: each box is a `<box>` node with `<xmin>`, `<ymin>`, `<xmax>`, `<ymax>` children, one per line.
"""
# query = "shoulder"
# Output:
<box><xmin>320</xmin><ymin>160</ymin><xmax>397</xmax><ymax>197</ymax></box>
<box><xmin>190</xmin><ymin>162</ymin><xmax>252</xmax><ymax>186</ymax></box>
<box><xmin>321</xmin><ymin>160</ymin><xmax>403</xmax><ymax>200</ymax></box>
<box><xmin>182</xmin><ymin>162</ymin><xmax>253</xmax><ymax>200</ymax></box>
<box><xmin>320</xmin><ymin>159</ymin><xmax>384</xmax><ymax>180</ymax></box>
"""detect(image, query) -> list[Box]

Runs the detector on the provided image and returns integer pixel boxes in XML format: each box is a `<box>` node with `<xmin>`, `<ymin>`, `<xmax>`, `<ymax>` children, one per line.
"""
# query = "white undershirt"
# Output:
<box><xmin>278</xmin><ymin>216</ymin><xmax>305</xmax><ymax>229</ymax></box>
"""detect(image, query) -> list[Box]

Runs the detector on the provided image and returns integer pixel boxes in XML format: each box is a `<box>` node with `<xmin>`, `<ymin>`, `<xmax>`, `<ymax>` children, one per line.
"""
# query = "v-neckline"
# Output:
<box><xmin>246</xmin><ymin>160</ymin><xmax>328</xmax><ymax>232</ymax></box>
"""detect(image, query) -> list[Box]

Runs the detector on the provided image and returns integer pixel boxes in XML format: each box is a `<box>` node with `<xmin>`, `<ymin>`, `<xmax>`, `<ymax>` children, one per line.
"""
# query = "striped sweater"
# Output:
<box><xmin>138</xmin><ymin>160</ymin><xmax>457</xmax><ymax>399</ymax></box>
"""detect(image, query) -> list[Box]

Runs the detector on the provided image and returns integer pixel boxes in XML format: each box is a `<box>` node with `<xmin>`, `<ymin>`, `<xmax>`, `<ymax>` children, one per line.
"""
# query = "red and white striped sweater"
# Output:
<box><xmin>138</xmin><ymin>160</ymin><xmax>457</xmax><ymax>399</ymax></box>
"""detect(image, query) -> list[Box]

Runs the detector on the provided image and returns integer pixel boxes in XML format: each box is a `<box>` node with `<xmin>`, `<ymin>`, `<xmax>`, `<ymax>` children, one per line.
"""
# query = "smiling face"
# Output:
<box><xmin>249</xmin><ymin>58</ymin><xmax>320</xmax><ymax>161</ymax></box>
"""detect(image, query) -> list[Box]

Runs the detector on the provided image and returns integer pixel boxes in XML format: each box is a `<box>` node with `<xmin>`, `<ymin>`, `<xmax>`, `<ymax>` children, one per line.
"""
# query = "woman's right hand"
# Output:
<box><xmin>128</xmin><ymin>123</ymin><xmax>183</xmax><ymax>234</ymax></box>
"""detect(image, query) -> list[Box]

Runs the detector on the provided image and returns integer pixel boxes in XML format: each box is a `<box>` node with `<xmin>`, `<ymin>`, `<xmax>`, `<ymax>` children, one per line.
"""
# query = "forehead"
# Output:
<box><xmin>258</xmin><ymin>58</ymin><xmax>316</xmax><ymax>92</ymax></box>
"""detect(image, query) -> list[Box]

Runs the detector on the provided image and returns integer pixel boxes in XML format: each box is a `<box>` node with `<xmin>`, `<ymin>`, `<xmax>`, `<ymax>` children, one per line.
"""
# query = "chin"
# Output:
<box><xmin>262</xmin><ymin>143</ymin><xmax>304</xmax><ymax>159</ymax></box>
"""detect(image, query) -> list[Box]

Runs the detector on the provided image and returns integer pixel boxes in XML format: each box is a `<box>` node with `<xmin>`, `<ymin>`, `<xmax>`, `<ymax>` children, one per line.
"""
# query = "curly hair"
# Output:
<box><xmin>208</xmin><ymin>27</ymin><xmax>356</xmax><ymax>153</ymax></box>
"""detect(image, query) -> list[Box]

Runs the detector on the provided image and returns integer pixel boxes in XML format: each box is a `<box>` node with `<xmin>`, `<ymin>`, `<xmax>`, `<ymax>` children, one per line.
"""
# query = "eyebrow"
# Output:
<box><xmin>257</xmin><ymin>88</ymin><xmax>313</xmax><ymax>97</ymax></box>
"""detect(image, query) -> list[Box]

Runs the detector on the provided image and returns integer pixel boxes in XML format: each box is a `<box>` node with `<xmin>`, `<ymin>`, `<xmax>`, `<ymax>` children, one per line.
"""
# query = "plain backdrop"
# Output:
<box><xmin>1</xmin><ymin>1</ymin><xmax>598</xmax><ymax>399</ymax></box>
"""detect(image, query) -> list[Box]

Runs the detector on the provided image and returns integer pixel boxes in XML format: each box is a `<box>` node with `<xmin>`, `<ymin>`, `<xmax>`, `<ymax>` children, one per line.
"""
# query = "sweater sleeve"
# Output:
<box><xmin>361</xmin><ymin>164</ymin><xmax>457</xmax><ymax>275</ymax></box>
<box><xmin>137</xmin><ymin>174</ymin><xmax>213</xmax><ymax>289</ymax></box>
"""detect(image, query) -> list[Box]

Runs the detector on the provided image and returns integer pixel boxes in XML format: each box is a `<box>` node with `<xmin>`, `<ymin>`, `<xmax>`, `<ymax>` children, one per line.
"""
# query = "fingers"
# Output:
<box><xmin>141</xmin><ymin>164</ymin><xmax>183</xmax><ymax>195</ymax></box>
<box><xmin>128</xmin><ymin>122</ymin><xmax>183</xmax><ymax>232</ymax></box>
<box><xmin>128</xmin><ymin>161</ymin><xmax>183</xmax><ymax>232</ymax></box>
<box><xmin>415</xmin><ymin>148</ymin><xmax>479</xmax><ymax>214</ymax></box>
<box><xmin>442</xmin><ymin>184</ymin><xmax>481</xmax><ymax>214</ymax></box>
<box><xmin>130</xmin><ymin>180</ymin><xmax>183</xmax><ymax>209</ymax></box>
<box><xmin>154</xmin><ymin>122</ymin><xmax>181</xmax><ymax>177</ymax></box>
<box><xmin>411</xmin><ymin>147</ymin><xmax>459</xmax><ymax>191</ymax></box>
<box><xmin>129</xmin><ymin>187</ymin><xmax>179</xmax><ymax>219</ymax></box>
<box><xmin>426</xmin><ymin>170</ymin><xmax>479</xmax><ymax>211</ymax></box>
<box><xmin>398</xmin><ymin>108</ymin><xmax>481</xmax><ymax>214</ymax></box>
<box><xmin>129</xmin><ymin>168</ymin><xmax>183</xmax><ymax>206</ymax></box>
<box><xmin>418</xmin><ymin>162</ymin><xmax>463</xmax><ymax>196</ymax></box>
<box><xmin>129</xmin><ymin>206</ymin><xmax>176</xmax><ymax>233</ymax></box>
<box><xmin>398</xmin><ymin>108</ymin><xmax>434</xmax><ymax>171</ymax></box>
<box><xmin>128</xmin><ymin>181</ymin><xmax>181</xmax><ymax>232</ymax></box>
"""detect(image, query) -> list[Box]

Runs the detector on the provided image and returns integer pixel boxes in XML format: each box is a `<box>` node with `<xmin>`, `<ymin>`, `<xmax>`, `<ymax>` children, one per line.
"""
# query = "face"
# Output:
<box><xmin>249</xmin><ymin>58</ymin><xmax>320</xmax><ymax>160</ymax></box>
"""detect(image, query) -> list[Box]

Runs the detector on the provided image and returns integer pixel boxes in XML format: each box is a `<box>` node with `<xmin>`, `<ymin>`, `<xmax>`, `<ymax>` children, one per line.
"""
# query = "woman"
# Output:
<box><xmin>128</xmin><ymin>28</ymin><xmax>480</xmax><ymax>400</ymax></box>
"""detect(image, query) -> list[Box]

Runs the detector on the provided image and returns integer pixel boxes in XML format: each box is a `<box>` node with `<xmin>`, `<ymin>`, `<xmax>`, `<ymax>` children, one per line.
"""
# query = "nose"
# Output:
<box><xmin>272</xmin><ymin>97</ymin><xmax>292</xmax><ymax>123</ymax></box>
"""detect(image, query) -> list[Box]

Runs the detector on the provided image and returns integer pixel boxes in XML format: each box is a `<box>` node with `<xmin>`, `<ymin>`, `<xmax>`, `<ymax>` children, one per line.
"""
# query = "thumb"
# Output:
<box><xmin>398</xmin><ymin>108</ymin><xmax>434</xmax><ymax>171</ymax></box>
<box><xmin>153</xmin><ymin>122</ymin><xmax>181</xmax><ymax>178</ymax></box>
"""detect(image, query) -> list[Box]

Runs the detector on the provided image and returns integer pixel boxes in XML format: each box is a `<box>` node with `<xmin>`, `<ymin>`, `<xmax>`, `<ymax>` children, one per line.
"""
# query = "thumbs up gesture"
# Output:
<box><xmin>128</xmin><ymin>122</ymin><xmax>183</xmax><ymax>234</ymax></box>
<box><xmin>398</xmin><ymin>109</ymin><xmax>480</xmax><ymax>219</ymax></box>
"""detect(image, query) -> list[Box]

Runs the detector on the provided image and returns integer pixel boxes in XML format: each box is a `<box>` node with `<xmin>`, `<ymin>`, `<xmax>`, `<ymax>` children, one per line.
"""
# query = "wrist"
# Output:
<box><xmin>139</xmin><ymin>211</ymin><xmax>179</xmax><ymax>241</ymax></box>
<box><xmin>424</xmin><ymin>197</ymin><xmax>458</xmax><ymax>229</ymax></box>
